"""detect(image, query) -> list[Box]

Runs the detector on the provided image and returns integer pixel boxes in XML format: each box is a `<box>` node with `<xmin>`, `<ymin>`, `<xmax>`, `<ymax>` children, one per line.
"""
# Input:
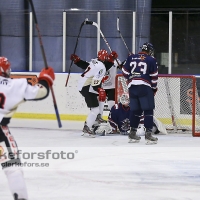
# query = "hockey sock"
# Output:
<box><xmin>144</xmin><ymin>110</ymin><xmax>154</xmax><ymax>129</ymax></box>
<box><xmin>98</xmin><ymin>102</ymin><xmax>105</xmax><ymax>116</ymax></box>
<box><xmin>130</xmin><ymin>110</ymin><xmax>142</xmax><ymax>128</ymax></box>
<box><xmin>107</xmin><ymin>100</ymin><xmax>115</xmax><ymax>110</ymax></box>
<box><xmin>4</xmin><ymin>166</ymin><xmax>28</xmax><ymax>200</ymax></box>
<box><xmin>86</xmin><ymin>107</ymin><xmax>99</xmax><ymax>128</ymax></box>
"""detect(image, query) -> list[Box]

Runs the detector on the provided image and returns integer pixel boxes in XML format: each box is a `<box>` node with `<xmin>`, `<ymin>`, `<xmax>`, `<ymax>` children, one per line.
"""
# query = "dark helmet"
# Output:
<box><xmin>141</xmin><ymin>42</ymin><xmax>154</xmax><ymax>56</ymax></box>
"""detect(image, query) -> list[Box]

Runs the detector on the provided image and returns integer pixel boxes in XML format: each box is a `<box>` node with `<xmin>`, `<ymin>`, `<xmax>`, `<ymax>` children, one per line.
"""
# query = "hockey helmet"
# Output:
<box><xmin>97</xmin><ymin>49</ymin><xmax>108</xmax><ymax>62</ymax></box>
<box><xmin>141</xmin><ymin>42</ymin><xmax>154</xmax><ymax>56</ymax></box>
<box><xmin>0</xmin><ymin>57</ymin><xmax>11</xmax><ymax>77</ymax></box>
<box><xmin>120</xmin><ymin>93</ymin><xmax>130</xmax><ymax>105</ymax></box>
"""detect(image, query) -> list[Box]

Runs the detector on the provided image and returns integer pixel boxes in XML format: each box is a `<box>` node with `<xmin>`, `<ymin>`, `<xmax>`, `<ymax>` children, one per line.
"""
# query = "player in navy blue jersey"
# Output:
<box><xmin>122</xmin><ymin>42</ymin><xmax>158</xmax><ymax>144</ymax></box>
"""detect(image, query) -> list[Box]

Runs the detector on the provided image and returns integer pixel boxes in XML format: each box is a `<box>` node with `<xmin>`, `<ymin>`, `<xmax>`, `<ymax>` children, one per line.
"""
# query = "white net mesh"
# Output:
<box><xmin>115</xmin><ymin>74</ymin><xmax>200</xmax><ymax>136</ymax></box>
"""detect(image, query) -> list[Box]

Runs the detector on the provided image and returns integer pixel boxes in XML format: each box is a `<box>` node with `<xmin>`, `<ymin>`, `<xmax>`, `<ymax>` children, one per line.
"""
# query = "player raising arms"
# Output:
<box><xmin>122</xmin><ymin>42</ymin><xmax>159</xmax><ymax>144</ymax></box>
<box><xmin>0</xmin><ymin>57</ymin><xmax>55</xmax><ymax>200</ymax></box>
<box><xmin>70</xmin><ymin>50</ymin><xmax>118</xmax><ymax>137</ymax></box>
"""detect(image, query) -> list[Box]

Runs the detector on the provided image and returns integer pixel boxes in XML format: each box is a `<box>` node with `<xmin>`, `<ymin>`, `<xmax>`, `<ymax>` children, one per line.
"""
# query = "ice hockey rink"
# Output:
<box><xmin>1</xmin><ymin>119</ymin><xmax>200</xmax><ymax>200</ymax></box>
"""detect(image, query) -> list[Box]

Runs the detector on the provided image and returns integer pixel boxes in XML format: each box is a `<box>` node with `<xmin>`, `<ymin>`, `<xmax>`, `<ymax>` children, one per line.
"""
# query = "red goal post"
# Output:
<box><xmin>115</xmin><ymin>74</ymin><xmax>200</xmax><ymax>137</ymax></box>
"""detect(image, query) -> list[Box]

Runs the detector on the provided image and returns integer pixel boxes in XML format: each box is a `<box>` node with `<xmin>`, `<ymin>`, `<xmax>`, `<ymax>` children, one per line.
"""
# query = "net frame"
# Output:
<box><xmin>115</xmin><ymin>74</ymin><xmax>200</xmax><ymax>137</ymax></box>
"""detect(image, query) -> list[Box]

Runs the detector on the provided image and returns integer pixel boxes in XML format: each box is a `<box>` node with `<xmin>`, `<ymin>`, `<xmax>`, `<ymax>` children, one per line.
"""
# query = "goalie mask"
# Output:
<box><xmin>120</xmin><ymin>94</ymin><xmax>130</xmax><ymax>106</ymax></box>
<box><xmin>141</xmin><ymin>42</ymin><xmax>154</xmax><ymax>56</ymax></box>
<box><xmin>97</xmin><ymin>49</ymin><xmax>108</xmax><ymax>62</ymax></box>
<box><xmin>0</xmin><ymin>57</ymin><xmax>11</xmax><ymax>78</ymax></box>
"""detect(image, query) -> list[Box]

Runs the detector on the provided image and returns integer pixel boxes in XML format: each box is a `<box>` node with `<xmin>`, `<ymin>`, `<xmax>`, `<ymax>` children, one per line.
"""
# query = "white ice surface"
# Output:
<box><xmin>0</xmin><ymin>119</ymin><xmax>200</xmax><ymax>200</ymax></box>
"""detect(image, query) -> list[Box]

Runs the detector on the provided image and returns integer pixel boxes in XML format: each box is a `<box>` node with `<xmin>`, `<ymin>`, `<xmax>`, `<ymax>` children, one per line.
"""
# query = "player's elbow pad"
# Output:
<box><xmin>34</xmin><ymin>80</ymin><xmax>50</xmax><ymax>100</ymax></box>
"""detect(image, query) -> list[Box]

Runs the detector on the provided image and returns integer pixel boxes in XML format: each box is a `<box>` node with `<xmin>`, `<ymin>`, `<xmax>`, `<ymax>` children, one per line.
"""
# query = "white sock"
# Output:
<box><xmin>98</xmin><ymin>102</ymin><xmax>105</xmax><ymax>116</ymax></box>
<box><xmin>4</xmin><ymin>166</ymin><xmax>28</xmax><ymax>200</ymax></box>
<box><xmin>86</xmin><ymin>107</ymin><xmax>99</xmax><ymax>128</ymax></box>
<box><xmin>108</xmin><ymin>100</ymin><xmax>115</xmax><ymax>110</ymax></box>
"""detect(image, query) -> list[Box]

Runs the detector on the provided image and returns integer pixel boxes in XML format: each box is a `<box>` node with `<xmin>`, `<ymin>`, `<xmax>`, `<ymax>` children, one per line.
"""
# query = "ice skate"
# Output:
<box><xmin>82</xmin><ymin>124</ymin><xmax>95</xmax><ymax>138</ymax></box>
<box><xmin>95</xmin><ymin>113</ymin><xmax>107</xmax><ymax>124</ymax></box>
<box><xmin>14</xmin><ymin>193</ymin><xmax>26</xmax><ymax>200</ymax></box>
<box><xmin>145</xmin><ymin>130</ymin><xmax>158</xmax><ymax>145</ymax></box>
<box><xmin>128</xmin><ymin>128</ymin><xmax>141</xmax><ymax>143</ymax></box>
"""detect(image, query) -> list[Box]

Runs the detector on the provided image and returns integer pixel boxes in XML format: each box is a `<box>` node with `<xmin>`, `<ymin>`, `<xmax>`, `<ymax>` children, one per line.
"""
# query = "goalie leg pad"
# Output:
<box><xmin>94</xmin><ymin>123</ymin><xmax>112</xmax><ymax>135</ymax></box>
<box><xmin>136</xmin><ymin>124</ymin><xmax>146</xmax><ymax>136</ymax></box>
<box><xmin>153</xmin><ymin>116</ymin><xmax>168</xmax><ymax>135</ymax></box>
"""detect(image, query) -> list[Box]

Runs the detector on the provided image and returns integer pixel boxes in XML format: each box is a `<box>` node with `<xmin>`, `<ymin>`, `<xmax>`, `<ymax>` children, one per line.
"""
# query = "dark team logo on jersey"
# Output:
<box><xmin>121</xmin><ymin>118</ymin><xmax>130</xmax><ymax>131</ymax></box>
<box><xmin>0</xmin><ymin>79</ymin><xmax>8</xmax><ymax>85</ymax></box>
<box><xmin>96</xmin><ymin>69</ymin><xmax>104</xmax><ymax>79</ymax></box>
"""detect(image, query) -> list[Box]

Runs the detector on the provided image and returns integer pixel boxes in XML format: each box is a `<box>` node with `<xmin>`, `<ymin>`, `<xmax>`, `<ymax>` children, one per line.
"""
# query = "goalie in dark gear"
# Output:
<box><xmin>95</xmin><ymin>93</ymin><xmax>167</xmax><ymax>136</ymax></box>
<box><xmin>108</xmin><ymin>94</ymin><xmax>135</xmax><ymax>135</ymax></box>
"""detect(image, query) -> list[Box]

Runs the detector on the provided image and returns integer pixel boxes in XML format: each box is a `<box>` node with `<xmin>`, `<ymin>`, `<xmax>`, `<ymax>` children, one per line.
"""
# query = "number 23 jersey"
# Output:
<box><xmin>122</xmin><ymin>52</ymin><xmax>158</xmax><ymax>90</ymax></box>
<box><xmin>77</xmin><ymin>58</ymin><xmax>106</xmax><ymax>94</ymax></box>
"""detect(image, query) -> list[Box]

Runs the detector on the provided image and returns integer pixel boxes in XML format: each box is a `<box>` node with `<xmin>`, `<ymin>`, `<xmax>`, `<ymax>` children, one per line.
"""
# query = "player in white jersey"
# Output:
<box><xmin>70</xmin><ymin>49</ymin><xmax>118</xmax><ymax>136</ymax></box>
<box><xmin>98</xmin><ymin>59</ymin><xmax>122</xmax><ymax>118</ymax></box>
<box><xmin>0</xmin><ymin>57</ymin><xmax>55</xmax><ymax>200</ymax></box>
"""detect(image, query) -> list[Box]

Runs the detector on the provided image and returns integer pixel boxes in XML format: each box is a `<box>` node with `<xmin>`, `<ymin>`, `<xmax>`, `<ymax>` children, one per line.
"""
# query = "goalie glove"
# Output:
<box><xmin>98</xmin><ymin>88</ymin><xmax>106</xmax><ymax>102</ymax></box>
<box><xmin>38</xmin><ymin>67</ymin><xmax>55</xmax><ymax>86</ymax></box>
<box><xmin>70</xmin><ymin>54</ymin><xmax>80</xmax><ymax>64</ymax></box>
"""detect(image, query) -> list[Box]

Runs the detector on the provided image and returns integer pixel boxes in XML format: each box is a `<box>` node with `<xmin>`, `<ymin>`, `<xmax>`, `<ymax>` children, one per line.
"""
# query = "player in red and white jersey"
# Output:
<box><xmin>99</xmin><ymin>59</ymin><xmax>121</xmax><ymax>116</ymax></box>
<box><xmin>0</xmin><ymin>56</ymin><xmax>55</xmax><ymax>200</ymax></box>
<box><xmin>70</xmin><ymin>50</ymin><xmax>118</xmax><ymax>136</ymax></box>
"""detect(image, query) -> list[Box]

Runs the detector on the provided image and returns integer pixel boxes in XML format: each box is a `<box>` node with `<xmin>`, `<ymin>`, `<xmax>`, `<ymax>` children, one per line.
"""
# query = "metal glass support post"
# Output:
<box><xmin>168</xmin><ymin>11</ymin><xmax>172</xmax><ymax>74</ymax></box>
<box><xmin>29</xmin><ymin>12</ymin><xmax>33</xmax><ymax>71</ymax></box>
<box><xmin>63</xmin><ymin>11</ymin><xmax>66</xmax><ymax>72</ymax></box>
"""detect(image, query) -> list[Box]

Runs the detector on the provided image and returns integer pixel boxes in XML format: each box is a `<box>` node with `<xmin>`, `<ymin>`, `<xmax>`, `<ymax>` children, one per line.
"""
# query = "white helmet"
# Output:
<box><xmin>120</xmin><ymin>93</ymin><xmax>129</xmax><ymax>105</ymax></box>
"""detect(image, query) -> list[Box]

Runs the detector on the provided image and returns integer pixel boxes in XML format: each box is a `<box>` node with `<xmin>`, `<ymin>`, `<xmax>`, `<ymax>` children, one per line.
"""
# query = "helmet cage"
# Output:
<box><xmin>120</xmin><ymin>94</ymin><xmax>130</xmax><ymax>105</ymax></box>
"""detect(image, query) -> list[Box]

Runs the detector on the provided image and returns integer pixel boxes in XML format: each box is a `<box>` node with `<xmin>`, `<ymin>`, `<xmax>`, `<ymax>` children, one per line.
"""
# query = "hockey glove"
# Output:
<box><xmin>107</xmin><ymin>51</ymin><xmax>118</xmax><ymax>63</ymax></box>
<box><xmin>98</xmin><ymin>88</ymin><xmax>106</xmax><ymax>102</ymax></box>
<box><xmin>38</xmin><ymin>67</ymin><xmax>55</xmax><ymax>86</ymax></box>
<box><xmin>70</xmin><ymin>54</ymin><xmax>80</xmax><ymax>64</ymax></box>
<box><xmin>152</xmin><ymin>88</ymin><xmax>158</xmax><ymax>96</ymax></box>
<box><xmin>118</xmin><ymin>60</ymin><xmax>126</xmax><ymax>70</ymax></box>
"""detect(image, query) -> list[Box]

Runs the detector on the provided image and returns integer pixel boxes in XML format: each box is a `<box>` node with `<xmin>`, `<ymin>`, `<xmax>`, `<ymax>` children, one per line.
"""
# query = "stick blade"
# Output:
<box><xmin>117</xmin><ymin>17</ymin><xmax>120</xmax><ymax>31</ymax></box>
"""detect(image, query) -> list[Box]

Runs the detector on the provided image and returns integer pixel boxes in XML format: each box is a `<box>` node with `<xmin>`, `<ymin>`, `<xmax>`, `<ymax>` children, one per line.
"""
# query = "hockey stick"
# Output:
<box><xmin>27</xmin><ymin>0</ymin><xmax>62</xmax><ymax>128</ymax></box>
<box><xmin>117</xmin><ymin>17</ymin><xmax>132</xmax><ymax>55</ymax></box>
<box><xmin>85</xmin><ymin>20</ymin><xmax>121</xmax><ymax>66</ymax></box>
<box><xmin>65</xmin><ymin>19</ymin><xmax>89</xmax><ymax>87</ymax></box>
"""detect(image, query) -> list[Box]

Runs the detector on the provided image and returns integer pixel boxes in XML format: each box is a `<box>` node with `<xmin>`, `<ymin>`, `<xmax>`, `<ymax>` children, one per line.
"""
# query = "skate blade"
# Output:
<box><xmin>81</xmin><ymin>132</ymin><xmax>95</xmax><ymax>138</ymax></box>
<box><xmin>94</xmin><ymin>131</ymin><xmax>107</xmax><ymax>136</ymax></box>
<box><xmin>128</xmin><ymin>139</ymin><xmax>140</xmax><ymax>143</ymax></box>
<box><xmin>145</xmin><ymin>140</ymin><xmax>158</xmax><ymax>145</ymax></box>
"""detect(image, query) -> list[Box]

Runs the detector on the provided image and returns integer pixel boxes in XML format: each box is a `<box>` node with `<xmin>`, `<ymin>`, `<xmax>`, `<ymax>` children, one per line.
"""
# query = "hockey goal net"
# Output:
<box><xmin>115</xmin><ymin>74</ymin><xmax>200</xmax><ymax>137</ymax></box>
